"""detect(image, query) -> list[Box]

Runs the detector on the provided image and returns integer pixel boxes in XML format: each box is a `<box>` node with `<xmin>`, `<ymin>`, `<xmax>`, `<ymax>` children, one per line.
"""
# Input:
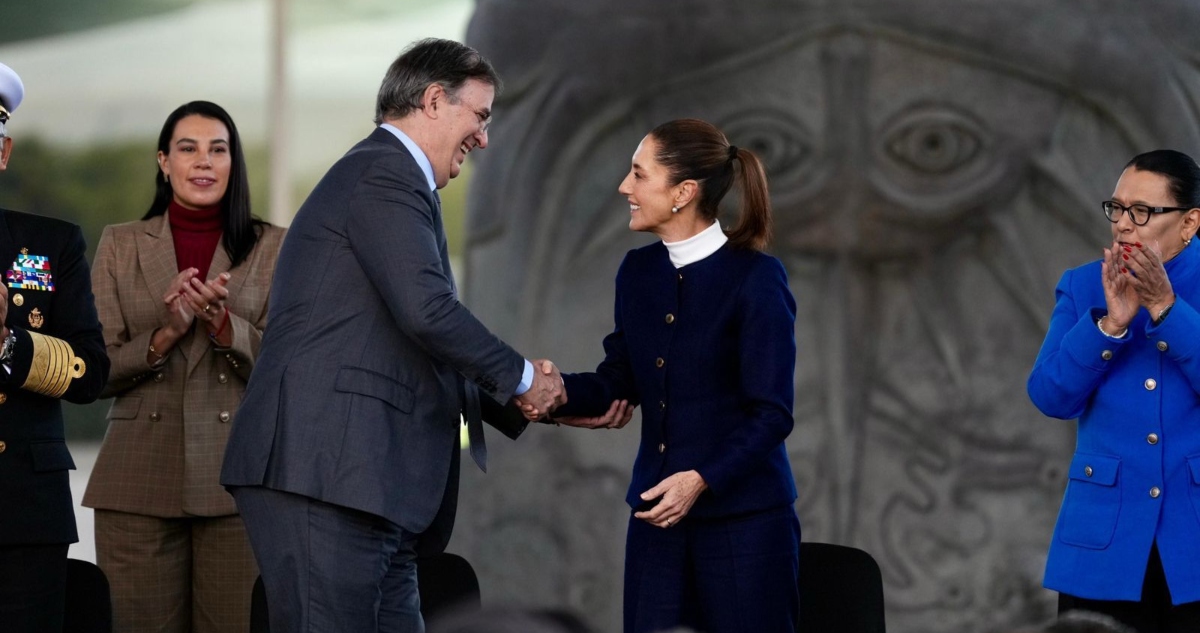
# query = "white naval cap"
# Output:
<box><xmin>0</xmin><ymin>62</ymin><xmax>25</xmax><ymax>119</ymax></box>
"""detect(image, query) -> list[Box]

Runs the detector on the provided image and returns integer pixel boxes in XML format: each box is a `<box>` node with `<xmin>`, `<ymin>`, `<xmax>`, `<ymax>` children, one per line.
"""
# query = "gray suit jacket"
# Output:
<box><xmin>220</xmin><ymin>127</ymin><xmax>527</xmax><ymax>537</ymax></box>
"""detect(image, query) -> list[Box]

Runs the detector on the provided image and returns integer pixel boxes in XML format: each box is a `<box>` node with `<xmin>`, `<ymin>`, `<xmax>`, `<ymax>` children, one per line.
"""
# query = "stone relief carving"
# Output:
<box><xmin>455</xmin><ymin>2</ymin><xmax>1200</xmax><ymax>631</ymax></box>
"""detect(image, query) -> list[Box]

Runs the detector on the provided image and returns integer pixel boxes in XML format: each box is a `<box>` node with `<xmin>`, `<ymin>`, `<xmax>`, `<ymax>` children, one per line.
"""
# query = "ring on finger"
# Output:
<box><xmin>203</xmin><ymin>304</ymin><xmax>211</xmax><ymax>314</ymax></box>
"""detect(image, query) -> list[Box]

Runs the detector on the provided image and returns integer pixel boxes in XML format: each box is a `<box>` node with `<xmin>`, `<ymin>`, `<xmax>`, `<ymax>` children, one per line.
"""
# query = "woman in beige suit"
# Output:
<box><xmin>84</xmin><ymin>101</ymin><xmax>285</xmax><ymax>633</ymax></box>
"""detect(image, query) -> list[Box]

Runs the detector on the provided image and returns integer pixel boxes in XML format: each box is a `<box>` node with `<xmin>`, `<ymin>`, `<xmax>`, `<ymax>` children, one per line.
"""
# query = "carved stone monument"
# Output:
<box><xmin>455</xmin><ymin>2</ymin><xmax>1200</xmax><ymax>631</ymax></box>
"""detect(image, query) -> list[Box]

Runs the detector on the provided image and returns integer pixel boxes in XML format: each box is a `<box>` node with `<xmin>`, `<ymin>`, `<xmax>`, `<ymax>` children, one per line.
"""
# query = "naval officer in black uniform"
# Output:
<box><xmin>0</xmin><ymin>61</ymin><xmax>110</xmax><ymax>632</ymax></box>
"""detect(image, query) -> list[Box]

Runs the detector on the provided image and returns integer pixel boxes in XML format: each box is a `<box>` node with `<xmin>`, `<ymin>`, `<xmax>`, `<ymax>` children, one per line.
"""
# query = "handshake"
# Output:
<box><xmin>511</xmin><ymin>359</ymin><xmax>634</xmax><ymax>429</ymax></box>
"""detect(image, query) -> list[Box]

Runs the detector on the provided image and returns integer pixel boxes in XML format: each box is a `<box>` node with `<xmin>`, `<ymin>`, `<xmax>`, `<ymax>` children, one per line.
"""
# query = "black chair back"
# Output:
<box><xmin>798</xmin><ymin>542</ymin><xmax>886</xmax><ymax>633</ymax></box>
<box><xmin>64</xmin><ymin>558</ymin><xmax>113</xmax><ymax>633</ymax></box>
<box><xmin>418</xmin><ymin>552</ymin><xmax>482</xmax><ymax>620</ymax></box>
<box><xmin>251</xmin><ymin>575</ymin><xmax>269</xmax><ymax>633</ymax></box>
<box><xmin>248</xmin><ymin>551</ymin><xmax>481</xmax><ymax>631</ymax></box>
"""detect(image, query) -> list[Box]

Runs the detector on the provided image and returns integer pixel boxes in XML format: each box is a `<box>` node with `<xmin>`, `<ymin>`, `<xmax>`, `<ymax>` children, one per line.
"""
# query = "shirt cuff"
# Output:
<box><xmin>514</xmin><ymin>359</ymin><xmax>535</xmax><ymax>395</ymax></box>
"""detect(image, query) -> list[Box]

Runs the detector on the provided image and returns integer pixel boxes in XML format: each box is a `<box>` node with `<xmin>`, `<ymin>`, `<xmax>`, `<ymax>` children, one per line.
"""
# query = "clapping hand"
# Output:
<box><xmin>162</xmin><ymin>268</ymin><xmax>199</xmax><ymax>337</ymax></box>
<box><xmin>182</xmin><ymin>272</ymin><xmax>232</xmax><ymax>343</ymax></box>
<box><xmin>1121</xmin><ymin>240</ymin><xmax>1176</xmax><ymax>319</ymax></box>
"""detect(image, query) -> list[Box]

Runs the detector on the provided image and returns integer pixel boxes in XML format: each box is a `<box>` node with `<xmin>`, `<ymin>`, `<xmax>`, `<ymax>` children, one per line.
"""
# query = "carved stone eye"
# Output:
<box><xmin>720</xmin><ymin>109</ymin><xmax>813</xmax><ymax>180</ymax></box>
<box><xmin>881</xmin><ymin>107</ymin><xmax>988</xmax><ymax>176</ymax></box>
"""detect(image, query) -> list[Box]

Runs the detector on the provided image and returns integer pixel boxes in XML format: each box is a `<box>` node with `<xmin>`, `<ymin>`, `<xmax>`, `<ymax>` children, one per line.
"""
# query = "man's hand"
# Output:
<box><xmin>556</xmin><ymin>399</ymin><xmax>635</xmax><ymax>429</ymax></box>
<box><xmin>514</xmin><ymin>359</ymin><xmax>566</xmax><ymax>420</ymax></box>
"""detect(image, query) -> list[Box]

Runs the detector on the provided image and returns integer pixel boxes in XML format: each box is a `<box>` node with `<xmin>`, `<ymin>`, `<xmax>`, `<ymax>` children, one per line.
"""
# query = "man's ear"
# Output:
<box><xmin>420</xmin><ymin>83</ymin><xmax>447</xmax><ymax>118</ymax></box>
<box><xmin>0</xmin><ymin>136</ymin><xmax>11</xmax><ymax>171</ymax></box>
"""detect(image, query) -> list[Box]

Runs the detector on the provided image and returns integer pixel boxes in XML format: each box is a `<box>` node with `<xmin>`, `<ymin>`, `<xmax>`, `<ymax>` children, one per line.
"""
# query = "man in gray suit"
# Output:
<box><xmin>220</xmin><ymin>39</ymin><xmax>564</xmax><ymax>632</ymax></box>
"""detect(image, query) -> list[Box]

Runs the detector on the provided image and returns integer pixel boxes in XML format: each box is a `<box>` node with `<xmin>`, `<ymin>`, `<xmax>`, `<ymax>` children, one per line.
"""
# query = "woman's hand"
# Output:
<box><xmin>182</xmin><ymin>273</ymin><xmax>229</xmax><ymax>327</ymax></box>
<box><xmin>162</xmin><ymin>268</ymin><xmax>199</xmax><ymax>337</ymax></box>
<box><xmin>182</xmin><ymin>273</ymin><xmax>233</xmax><ymax>344</ymax></box>
<box><xmin>556</xmin><ymin>399</ymin><xmax>635</xmax><ymax>429</ymax></box>
<box><xmin>634</xmin><ymin>470</ymin><xmax>708</xmax><ymax>529</ymax></box>
<box><xmin>1101</xmin><ymin>241</ymin><xmax>1139</xmax><ymax>332</ymax></box>
<box><xmin>1123</xmin><ymin>241</ymin><xmax>1176</xmax><ymax>318</ymax></box>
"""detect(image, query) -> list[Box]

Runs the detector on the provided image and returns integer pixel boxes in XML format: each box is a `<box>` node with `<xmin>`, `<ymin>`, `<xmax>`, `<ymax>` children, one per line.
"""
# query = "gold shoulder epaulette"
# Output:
<box><xmin>21</xmin><ymin>331</ymin><xmax>87</xmax><ymax>398</ymax></box>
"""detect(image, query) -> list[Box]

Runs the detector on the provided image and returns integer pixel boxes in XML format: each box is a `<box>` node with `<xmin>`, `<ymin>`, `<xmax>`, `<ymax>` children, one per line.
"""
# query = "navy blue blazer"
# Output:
<box><xmin>1029</xmin><ymin>239</ymin><xmax>1200</xmax><ymax>604</ymax></box>
<box><xmin>0</xmin><ymin>208</ymin><xmax>109</xmax><ymax>544</ymax></box>
<box><xmin>557</xmin><ymin>241</ymin><xmax>798</xmax><ymax>517</ymax></box>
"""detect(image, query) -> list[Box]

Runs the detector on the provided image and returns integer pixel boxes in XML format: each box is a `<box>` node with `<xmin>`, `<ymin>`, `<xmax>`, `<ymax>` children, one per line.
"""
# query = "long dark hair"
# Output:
<box><xmin>648</xmin><ymin>118</ymin><xmax>772</xmax><ymax>251</ymax></box>
<box><xmin>1125</xmin><ymin>149</ymin><xmax>1200</xmax><ymax>208</ymax></box>
<box><xmin>144</xmin><ymin>100</ymin><xmax>261</xmax><ymax>267</ymax></box>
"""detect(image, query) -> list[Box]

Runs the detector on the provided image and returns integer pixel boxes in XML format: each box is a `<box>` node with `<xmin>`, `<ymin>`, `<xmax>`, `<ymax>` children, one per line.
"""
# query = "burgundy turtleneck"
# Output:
<box><xmin>168</xmin><ymin>200</ymin><xmax>223</xmax><ymax>282</ymax></box>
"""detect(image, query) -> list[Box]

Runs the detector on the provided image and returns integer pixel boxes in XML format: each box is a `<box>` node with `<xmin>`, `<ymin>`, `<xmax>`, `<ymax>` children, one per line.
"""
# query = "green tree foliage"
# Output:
<box><xmin>1</xmin><ymin>137</ymin><xmax>154</xmax><ymax>258</ymax></box>
<box><xmin>0</xmin><ymin>0</ymin><xmax>194</xmax><ymax>45</ymax></box>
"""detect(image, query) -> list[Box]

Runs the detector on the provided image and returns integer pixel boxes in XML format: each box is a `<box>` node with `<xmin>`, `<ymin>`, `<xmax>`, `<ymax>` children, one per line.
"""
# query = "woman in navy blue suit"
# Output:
<box><xmin>1028</xmin><ymin>150</ymin><xmax>1200</xmax><ymax>632</ymax></box>
<box><xmin>546</xmin><ymin>118</ymin><xmax>801</xmax><ymax>633</ymax></box>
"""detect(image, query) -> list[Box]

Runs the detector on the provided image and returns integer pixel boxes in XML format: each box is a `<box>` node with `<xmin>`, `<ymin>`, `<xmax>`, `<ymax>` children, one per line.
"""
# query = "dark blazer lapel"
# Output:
<box><xmin>0</xmin><ymin>209</ymin><xmax>15</xmax><ymax>274</ymax></box>
<box><xmin>0</xmin><ymin>211</ymin><xmax>16</xmax><ymax>327</ymax></box>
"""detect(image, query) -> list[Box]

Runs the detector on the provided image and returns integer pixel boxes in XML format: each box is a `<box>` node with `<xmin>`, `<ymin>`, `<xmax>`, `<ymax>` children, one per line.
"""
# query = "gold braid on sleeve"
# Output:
<box><xmin>21</xmin><ymin>331</ymin><xmax>87</xmax><ymax>398</ymax></box>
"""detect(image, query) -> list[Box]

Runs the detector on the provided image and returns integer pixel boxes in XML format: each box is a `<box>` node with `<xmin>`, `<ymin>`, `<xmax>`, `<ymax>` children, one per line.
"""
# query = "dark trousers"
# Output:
<box><xmin>1059</xmin><ymin>543</ymin><xmax>1200</xmax><ymax>633</ymax></box>
<box><xmin>231</xmin><ymin>486</ymin><xmax>422</xmax><ymax>633</ymax></box>
<box><xmin>0</xmin><ymin>543</ymin><xmax>69</xmax><ymax>632</ymax></box>
<box><xmin>624</xmin><ymin>504</ymin><xmax>800</xmax><ymax>633</ymax></box>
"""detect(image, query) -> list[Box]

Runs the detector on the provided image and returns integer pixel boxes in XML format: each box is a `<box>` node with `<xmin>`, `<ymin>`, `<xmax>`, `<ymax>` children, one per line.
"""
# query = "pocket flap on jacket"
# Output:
<box><xmin>1187</xmin><ymin>455</ymin><xmax>1200</xmax><ymax>485</ymax></box>
<box><xmin>108</xmin><ymin>396</ymin><xmax>142</xmax><ymax>420</ymax></box>
<box><xmin>30</xmin><ymin>440</ymin><xmax>77</xmax><ymax>473</ymax></box>
<box><xmin>334</xmin><ymin>366</ymin><xmax>414</xmax><ymax>413</ymax></box>
<box><xmin>1068</xmin><ymin>452</ymin><xmax>1120</xmax><ymax>486</ymax></box>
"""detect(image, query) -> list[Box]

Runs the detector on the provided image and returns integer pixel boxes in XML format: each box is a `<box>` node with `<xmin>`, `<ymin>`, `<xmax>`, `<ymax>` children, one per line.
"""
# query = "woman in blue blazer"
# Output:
<box><xmin>548</xmin><ymin>119</ymin><xmax>801</xmax><ymax>633</ymax></box>
<box><xmin>1028</xmin><ymin>150</ymin><xmax>1200</xmax><ymax>632</ymax></box>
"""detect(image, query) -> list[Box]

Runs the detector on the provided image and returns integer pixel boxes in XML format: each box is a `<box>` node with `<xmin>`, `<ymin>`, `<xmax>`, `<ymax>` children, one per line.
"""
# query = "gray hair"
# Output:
<box><xmin>0</xmin><ymin>120</ymin><xmax>7</xmax><ymax>139</ymax></box>
<box><xmin>373</xmin><ymin>38</ymin><xmax>501</xmax><ymax>125</ymax></box>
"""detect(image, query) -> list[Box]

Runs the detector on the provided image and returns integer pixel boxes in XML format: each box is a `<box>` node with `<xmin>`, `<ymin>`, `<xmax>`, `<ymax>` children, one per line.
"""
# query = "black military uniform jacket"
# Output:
<box><xmin>0</xmin><ymin>208</ymin><xmax>108</xmax><ymax>544</ymax></box>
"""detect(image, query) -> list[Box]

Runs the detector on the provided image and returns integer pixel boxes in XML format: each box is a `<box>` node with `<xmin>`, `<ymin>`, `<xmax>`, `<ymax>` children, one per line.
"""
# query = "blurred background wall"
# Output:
<box><xmin>455</xmin><ymin>2</ymin><xmax>1200</xmax><ymax>633</ymax></box>
<box><xmin>4</xmin><ymin>1</ymin><xmax>1200</xmax><ymax>631</ymax></box>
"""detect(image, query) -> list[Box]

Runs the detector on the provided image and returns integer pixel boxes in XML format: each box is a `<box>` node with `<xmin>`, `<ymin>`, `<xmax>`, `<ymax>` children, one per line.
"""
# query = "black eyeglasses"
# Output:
<box><xmin>1103</xmin><ymin>200</ymin><xmax>1191</xmax><ymax>226</ymax></box>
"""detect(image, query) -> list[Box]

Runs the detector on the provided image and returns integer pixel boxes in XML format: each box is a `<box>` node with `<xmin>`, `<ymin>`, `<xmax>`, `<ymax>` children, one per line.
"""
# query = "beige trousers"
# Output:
<box><xmin>94</xmin><ymin>510</ymin><xmax>258</xmax><ymax>633</ymax></box>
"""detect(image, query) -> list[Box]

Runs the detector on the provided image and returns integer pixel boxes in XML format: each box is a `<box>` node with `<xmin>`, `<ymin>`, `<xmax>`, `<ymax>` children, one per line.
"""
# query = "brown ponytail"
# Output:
<box><xmin>648</xmin><ymin>118</ymin><xmax>773</xmax><ymax>251</ymax></box>
<box><xmin>726</xmin><ymin>147</ymin><xmax>772</xmax><ymax>251</ymax></box>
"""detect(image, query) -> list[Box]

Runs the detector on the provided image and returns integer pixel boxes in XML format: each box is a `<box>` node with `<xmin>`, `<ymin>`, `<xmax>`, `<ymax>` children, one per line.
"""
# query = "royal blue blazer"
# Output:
<box><xmin>1028</xmin><ymin>240</ymin><xmax>1200</xmax><ymax>604</ymax></box>
<box><xmin>557</xmin><ymin>241</ymin><xmax>799</xmax><ymax>517</ymax></box>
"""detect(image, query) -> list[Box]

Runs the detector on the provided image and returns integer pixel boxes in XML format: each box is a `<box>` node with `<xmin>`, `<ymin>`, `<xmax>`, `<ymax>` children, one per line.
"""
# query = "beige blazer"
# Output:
<box><xmin>82</xmin><ymin>213</ymin><xmax>285</xmax><ymax>517</ymax></box>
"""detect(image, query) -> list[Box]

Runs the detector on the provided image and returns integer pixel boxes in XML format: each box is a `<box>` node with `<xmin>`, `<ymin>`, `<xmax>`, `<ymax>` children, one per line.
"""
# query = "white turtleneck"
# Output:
<box><xmin>663</xmin><ymin>221</ymin><xmax>729</xmax><ymax>268</ymax></box>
